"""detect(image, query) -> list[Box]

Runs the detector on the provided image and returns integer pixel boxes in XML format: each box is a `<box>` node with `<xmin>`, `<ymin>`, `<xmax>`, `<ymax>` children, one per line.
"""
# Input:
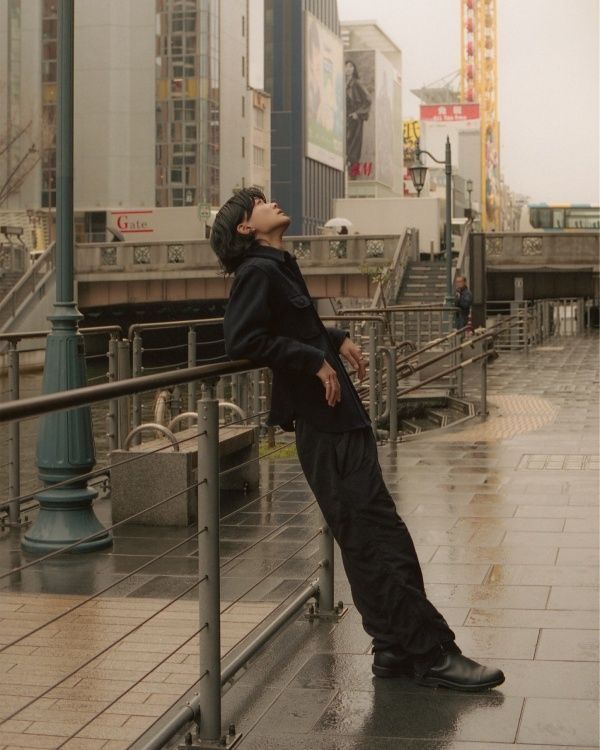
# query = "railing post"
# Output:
<box><xmin>523</xmin><ymin>303</ymin><xmax>529</xmax><ymax>355</ymax></box>
<box><xmin>197</xmin><ymin>379</ymin><xmax>222</xmax><ymax>742</ymax></box>
<box><xmin>455</xmin><ymin>332</ymin><xmax>464</xmax><ymax>398</ymax></box>
<box><xmin>7</xmin><ymin>341</ymin><xmax>21</xmax><ymax>526</ymax></box>
<box><xmin>107</xmin><ymin>335</ymin><xmax>119</xmax><ymax>452</ymax></box>
<box><xmin>480</xmin><ymin>346</ymin><xmax>488</xmax><ymax>421</ymax></box>
<box><xmin>187</xmin><ymin>326</ymin><xmax>197</xmax><ymax>427</ymax></box>
<box><xmin>131</xmin><ymin>331</ymin><xmax>143</xmax><ymax>445</ymax></box>
<box><xmin>388</xmin><ymin>345</ymin><xmax>398</xmax><ymax>442</ymax></box>
<box><xmin>251</xmin><ymin>369</ymin><xmax>261</xmax><ymax>428</ymax></box>
<box><xmin>317</xmin><ymin>516</ymin><xmax>335</xmax><ymax>615</ymax></box>
<box><xmin>368</xmin><ymin>322</ymin><xmax>377</xmax><ymax>435</ymax></box>
<box><xmin>117</xmin><ymin>339</ymin><xmax>131</xmax><ymax>449</ymax></box>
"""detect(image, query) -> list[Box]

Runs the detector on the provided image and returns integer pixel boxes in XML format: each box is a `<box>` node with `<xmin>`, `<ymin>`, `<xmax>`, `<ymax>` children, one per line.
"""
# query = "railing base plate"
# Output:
<box><xmin>305</xmin><ymin>602</ymin><xmax>349</xmax><ymax>622</ymax></box>
<box><xmin>178</xmin><ymin>730</ymin><xmax>242</xmax><ymax>749</ymax></box>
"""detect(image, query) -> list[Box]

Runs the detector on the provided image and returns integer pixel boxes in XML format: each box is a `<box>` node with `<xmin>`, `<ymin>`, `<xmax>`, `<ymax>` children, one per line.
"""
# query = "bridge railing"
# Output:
<box><xmin>75</xmin><ymin>234</ymin><xmax>402</xmax><ymax>275</ymax></box>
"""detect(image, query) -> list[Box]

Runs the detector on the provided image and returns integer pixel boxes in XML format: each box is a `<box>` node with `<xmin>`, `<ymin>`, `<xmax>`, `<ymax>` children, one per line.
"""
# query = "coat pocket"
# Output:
<box><xmin>288</xmin><ymin>294</ymin><xmax>321</xmax><ymax>339</ymax></box>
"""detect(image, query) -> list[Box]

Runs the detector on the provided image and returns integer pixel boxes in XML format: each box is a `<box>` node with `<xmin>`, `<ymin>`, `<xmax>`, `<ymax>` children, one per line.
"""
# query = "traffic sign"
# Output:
<box><xmin>198</xmin><ymin>203</ymin><xmax>211</xmax><ymax>222</ymax></box>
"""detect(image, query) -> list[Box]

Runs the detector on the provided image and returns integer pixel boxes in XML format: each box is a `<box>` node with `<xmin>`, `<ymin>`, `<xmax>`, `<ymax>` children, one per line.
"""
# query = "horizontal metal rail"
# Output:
<box><xmin>0</xmin><ymin>358</ymin><xmax>254</xmax><ymax>423</ymax></box>
<box><xmin>128</xmin><ymin>316</ymin><xmax>223</xmax><ymax>340</ymax></box>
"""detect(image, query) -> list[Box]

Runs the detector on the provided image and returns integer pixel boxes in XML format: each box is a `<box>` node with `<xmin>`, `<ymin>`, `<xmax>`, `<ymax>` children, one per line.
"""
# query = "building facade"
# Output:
<box><xmin>219</xmin><ymin>0</ymin><xmax>271</xmax><ymax>204</ymax></box>
<box><xmin>1</xmin><ymin>0</ymin><xmax>268</xmax><ymax>235</ymax></box>
<box><xmin>265</xmin><ymin>0</ymin><xmax>344</xmax><ymax>235</ymax></box>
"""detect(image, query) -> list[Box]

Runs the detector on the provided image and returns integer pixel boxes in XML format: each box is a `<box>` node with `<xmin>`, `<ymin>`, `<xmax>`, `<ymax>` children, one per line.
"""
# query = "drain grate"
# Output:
<box><xmin>518</xmin><ymin>454</ymin><xmax>599</xmax><ymax>470</ymax></box>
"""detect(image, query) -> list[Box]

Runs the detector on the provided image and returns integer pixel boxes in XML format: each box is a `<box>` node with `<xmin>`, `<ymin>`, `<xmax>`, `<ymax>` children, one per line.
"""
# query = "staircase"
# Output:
<box><xmin>0</xmin><ymin>270</ymin><xmax>24</xmax><ymax>301</ymax></box>
<box><xmin>393</xmin><ymin>261</ymin><xmax>450</xmax><ymax>344</ymax></box>
<box><xmin>397</xmin><ymin>261</ymin><xmax>447</xmax><ymax>305</ymax></box>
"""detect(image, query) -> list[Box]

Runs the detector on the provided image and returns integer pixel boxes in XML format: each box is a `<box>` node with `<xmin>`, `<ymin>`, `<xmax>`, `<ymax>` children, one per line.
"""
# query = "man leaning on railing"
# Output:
<box><xmin>208</xmin><ymin>186</ymin><xmax>504</xmax><ymax>692</ymax></box>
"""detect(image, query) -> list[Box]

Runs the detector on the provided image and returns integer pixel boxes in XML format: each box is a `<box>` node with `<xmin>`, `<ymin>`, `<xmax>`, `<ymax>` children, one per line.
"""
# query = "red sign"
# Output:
<box><xmin>110</xmin><ymin>210</ymin><xmax>154</xmax><ymax>234</ymax></box>
<box><xmin>420</xmin><ymin>103</ymin><xmax>480</xmax><ymax>122</ymax></box>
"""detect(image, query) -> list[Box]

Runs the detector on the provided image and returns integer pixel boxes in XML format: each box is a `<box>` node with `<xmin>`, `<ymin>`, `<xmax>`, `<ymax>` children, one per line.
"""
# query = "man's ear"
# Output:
<box><xmin>237</xmin><ymin>222</ymin><xmax>254</xmax><ymax>236</ymax></box>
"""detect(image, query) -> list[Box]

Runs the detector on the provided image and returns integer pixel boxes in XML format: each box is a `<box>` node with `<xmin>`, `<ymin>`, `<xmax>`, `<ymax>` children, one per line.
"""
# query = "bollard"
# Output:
<box><xmin>197</xmin><ymin>380</ymin><xmax>222</xmax><ymax>741</ymax></box>
<box><xmin>7</xmin><ymin>342</ymin><xmax>20</xmax><ymax>526</ymax></box>
<box><xmin>368</xmin><ymin>322</ymin><xmax>377</xmax><ymax>435</ymax></box>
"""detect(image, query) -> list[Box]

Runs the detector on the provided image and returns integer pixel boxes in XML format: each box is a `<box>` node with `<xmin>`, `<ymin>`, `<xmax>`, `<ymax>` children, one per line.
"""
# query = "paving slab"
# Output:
<box><xmin>0</xmin><ymin>334</ymin><xmax>597</xmax><ymax>749</ymax></box>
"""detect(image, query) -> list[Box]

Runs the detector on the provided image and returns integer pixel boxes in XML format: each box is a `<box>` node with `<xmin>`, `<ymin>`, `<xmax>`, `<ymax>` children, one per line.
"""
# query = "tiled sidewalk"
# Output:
<box><xmin>0</xmin><ymin>334</ymin><xmax>597</xmax><ymax>749</ymax></box>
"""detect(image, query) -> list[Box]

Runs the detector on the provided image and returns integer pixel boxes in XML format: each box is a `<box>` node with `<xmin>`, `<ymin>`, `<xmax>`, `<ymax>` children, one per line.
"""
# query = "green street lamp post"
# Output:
<box><xmin>409</xmin><ymin>136</ymin><xmax>455</xmax><ymax>313</ymax></box>
<box><xmin>22</xmin><ymin>0</ymin><xmax>112</xmax><ymax>554</ymax></box>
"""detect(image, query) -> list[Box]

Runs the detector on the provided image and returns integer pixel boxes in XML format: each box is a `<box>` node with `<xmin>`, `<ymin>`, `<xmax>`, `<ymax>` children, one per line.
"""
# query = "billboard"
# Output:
<box><xmin>345</xmin><ymin>49</ymin><xmax>400</xmax><ymax>188</ymax></box>
<box><xmin>345</xmin><ymin>50</ymin><xmax>374</xmax><ymax>180</ymax></box>
<box><xmin>305</xmin><ymin>11</ymin><xmax>344</xmax><ymax>171</ymax></box>
<box><xmin>375</xmin><ymin>53</ymin><xmax>395</xmax><ymax>188</ymax></box>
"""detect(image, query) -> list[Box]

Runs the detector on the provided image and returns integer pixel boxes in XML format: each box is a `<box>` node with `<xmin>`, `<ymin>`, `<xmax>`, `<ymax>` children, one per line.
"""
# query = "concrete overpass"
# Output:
<box><xmin>74</xmin><ymin>234</ymin><xmax>406</xmax><ymax>309</ymax></box>
<box><xmin>0</xmin><ymin>230</ymin><xmax>597</xmax><ymax>336</ymax></box>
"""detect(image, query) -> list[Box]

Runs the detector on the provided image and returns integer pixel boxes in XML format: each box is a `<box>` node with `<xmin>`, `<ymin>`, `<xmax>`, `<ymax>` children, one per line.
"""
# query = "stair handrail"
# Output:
<box><xmin>371</xmin><ymin>227</ymin><xmax>418</xmax><ymax>309</ymax></box>
<box><xmin>0</xmin><ymin>242</ymin><xmax>56</xmax><ymax>330</ymax></box>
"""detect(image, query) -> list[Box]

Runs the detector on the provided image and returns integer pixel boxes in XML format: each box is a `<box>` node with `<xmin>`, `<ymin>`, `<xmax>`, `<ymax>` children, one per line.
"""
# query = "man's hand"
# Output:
<box><xmin>339</xmin><ymin>337</ymin><xmax>367</xmax><ymax>381</ymax></box>
<box><xmin>316</xmin><ymin>360</ymin><xmax>341</xmax><ymax>407</ymax></box>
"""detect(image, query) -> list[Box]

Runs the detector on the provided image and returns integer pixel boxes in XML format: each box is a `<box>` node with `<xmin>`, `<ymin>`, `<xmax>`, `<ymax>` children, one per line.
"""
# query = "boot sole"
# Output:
<box><xmin>371</xmin><ymin>664</ymin><xmax>412</xmax><ymax>679</ymax></box>
<box><xmin>416</xmin><ymin>674</ymin><xmax>505</xmax><ymax>692</ymax></box>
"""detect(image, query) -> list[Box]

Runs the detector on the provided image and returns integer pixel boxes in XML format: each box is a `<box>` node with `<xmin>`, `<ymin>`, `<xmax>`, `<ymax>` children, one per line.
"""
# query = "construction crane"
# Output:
<box><xmin>460</xmin><ymin>0</ymin><xmax>500</xmax><ymax>230</ymax></box>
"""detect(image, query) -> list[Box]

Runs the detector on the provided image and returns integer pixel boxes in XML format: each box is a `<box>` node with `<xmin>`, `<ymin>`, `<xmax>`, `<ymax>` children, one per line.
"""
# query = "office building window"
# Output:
<box><xmin>253</xmin><ymin>105</ymin><xmax>264</xmax><ymax>130</ymax></box>
<box><xmin>241</xmin><ymin>96</ymin><xmax>245</xmax><ymax>117</ymax></box>
<box><xmin>241</xmin><ymin>137</ymin><xmax>245</xmax><ymax>158</ymax></box>
<box><xmin>253</xmin><ymin>146</ymin><xmax>264</xmax><ymax>167</ymax></box>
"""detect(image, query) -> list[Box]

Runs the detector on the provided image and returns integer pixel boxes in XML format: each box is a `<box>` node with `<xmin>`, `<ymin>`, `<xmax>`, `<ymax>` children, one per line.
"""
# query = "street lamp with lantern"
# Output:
<box><xmin>466</xmin><ymin>178</ymin><xmax>474</xmax><ymax>220</ymax></box>
<box><xmin>409</xmin><ymin>136</ymin><xmax>454</xmax><ymax>312</ymax></box>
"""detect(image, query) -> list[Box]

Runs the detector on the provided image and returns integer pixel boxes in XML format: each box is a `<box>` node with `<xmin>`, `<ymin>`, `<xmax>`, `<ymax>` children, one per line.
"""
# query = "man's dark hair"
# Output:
<box><xmin>210</xmin><ymin>186</ymin><xmax>266</xmax><ymax>273</ymax></box>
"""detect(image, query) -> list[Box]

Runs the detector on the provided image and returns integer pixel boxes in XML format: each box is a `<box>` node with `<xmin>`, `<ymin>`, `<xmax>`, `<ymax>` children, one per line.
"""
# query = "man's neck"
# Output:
<box><xmin>255</xmin><ymin>232</ymin><xmax>285</xmax><ymax>250</ymax></box>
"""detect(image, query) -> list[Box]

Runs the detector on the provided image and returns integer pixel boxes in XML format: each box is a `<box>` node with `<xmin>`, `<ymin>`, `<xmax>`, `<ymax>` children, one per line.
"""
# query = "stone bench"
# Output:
<box><xmin>110</xmin><ymin>424</ymin><xmax>259</xmax><ymax>526</ymax></box>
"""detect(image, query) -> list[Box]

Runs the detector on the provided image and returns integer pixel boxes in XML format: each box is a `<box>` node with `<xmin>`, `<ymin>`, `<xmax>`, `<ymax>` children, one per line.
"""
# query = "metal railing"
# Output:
<box><xmin>0</xmin><ymin>326</ymin><xmax>123</xmax><ymax>526</ymax></box>
<box><xmin>487</xmin><ymin>297</ymin><xmax>589</xmax><ymax>352</ymax></box>
<box><xmin>0</xmin><ymin>242</ymin><xmax>56</xmax><ymax>330</ymax></box>
<box><xmin>0</xmin><ymin>359</ymin><xmax>338</xmax><ymax>749</ymax></box>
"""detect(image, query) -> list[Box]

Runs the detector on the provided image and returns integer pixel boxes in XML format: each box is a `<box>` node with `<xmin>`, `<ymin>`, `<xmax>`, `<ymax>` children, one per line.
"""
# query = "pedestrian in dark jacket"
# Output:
<box><xmin>210</xmin><ymin>187</ymin><xmax>504</xmax><ymax>691</ymax></box>
<box><xmin>454</xmin><ymin>275</ymin><xmax>473</xmax><ymax>329</ymax></box>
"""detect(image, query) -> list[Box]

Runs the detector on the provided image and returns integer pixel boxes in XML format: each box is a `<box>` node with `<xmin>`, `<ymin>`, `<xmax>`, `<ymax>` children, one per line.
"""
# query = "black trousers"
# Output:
<box><xmin>294</xmin><ymin>416</ymin><xmax>456</xmax><ymax>657</ymax></box>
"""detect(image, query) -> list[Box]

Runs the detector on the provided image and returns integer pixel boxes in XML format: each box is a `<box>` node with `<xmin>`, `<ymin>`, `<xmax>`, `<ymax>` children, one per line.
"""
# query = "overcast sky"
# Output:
<box><xmin>338</xmin><ymin>0</ymin><xmax>599</xmax><ymax>204</ymax></box>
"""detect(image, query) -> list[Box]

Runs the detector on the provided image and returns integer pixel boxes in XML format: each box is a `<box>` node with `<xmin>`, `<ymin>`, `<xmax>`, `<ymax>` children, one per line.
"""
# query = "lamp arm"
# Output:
<box><xmin>415</xmin><ymin>147</ymin><xmax>444</xmax><ymax>165</ymax></box>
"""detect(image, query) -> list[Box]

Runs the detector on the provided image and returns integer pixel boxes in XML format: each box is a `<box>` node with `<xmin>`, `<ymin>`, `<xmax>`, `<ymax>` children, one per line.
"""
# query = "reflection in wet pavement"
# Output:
<box><xmin>0</xmin><ymin>336</ymin><xmax>597</xmax><ymax>749</ymax></box>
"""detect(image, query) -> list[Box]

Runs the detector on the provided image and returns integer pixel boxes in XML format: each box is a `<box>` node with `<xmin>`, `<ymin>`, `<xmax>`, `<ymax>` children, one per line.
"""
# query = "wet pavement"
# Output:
<box><xmin>0</xmin><ymin>334</ymin><xmax>598</xmax><ymax>749</ymax></box>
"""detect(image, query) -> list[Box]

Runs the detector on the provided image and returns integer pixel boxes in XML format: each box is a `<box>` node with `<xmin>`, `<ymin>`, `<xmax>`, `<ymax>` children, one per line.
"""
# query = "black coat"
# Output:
<box><xmin>223</xmin><ymin>243</ymin><xmax>371</xmax><ymax>432</ymax></box>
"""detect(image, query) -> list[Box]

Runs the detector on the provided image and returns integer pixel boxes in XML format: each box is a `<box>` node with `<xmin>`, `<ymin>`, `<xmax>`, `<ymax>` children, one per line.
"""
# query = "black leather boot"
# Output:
<box><xmin>416</xmin><ymin>651</ymin><xmax>505</xmax><ymax>692</ymax></box>
<box><xmin>371</xmin><ymin>648</ymin><xmax>413</xmax><ymax>678</ymax></box>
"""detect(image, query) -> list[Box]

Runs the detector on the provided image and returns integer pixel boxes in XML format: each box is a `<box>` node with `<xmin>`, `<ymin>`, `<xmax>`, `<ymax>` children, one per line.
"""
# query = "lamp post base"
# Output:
<box><xmin>22</xmin><ymin>486</ymin><xmax>112</xmax><ymax>555</ymax></box>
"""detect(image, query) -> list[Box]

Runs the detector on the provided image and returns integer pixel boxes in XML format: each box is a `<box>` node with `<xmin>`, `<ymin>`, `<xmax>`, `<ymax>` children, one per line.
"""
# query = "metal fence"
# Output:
<box><xmin>0</xmin><ymin>358</ymin><xmax>339</xmax><ymax>749</ymax></box>
<box><xmin>0</xmin><ymin>308</ymin><xmax>535</xmax><ymax>747</ymax></box>
<box><xmin>487</xmin><ymin>297</ymin><xmax>590</xmax><ymax>352</ymax></box>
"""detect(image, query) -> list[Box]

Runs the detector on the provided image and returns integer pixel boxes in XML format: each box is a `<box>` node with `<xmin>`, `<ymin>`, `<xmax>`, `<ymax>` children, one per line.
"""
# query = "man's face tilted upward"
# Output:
<box><xmin>241</xmin><ymin>197</ymin><xmax>291</xmax><ymax>237</ymax></box>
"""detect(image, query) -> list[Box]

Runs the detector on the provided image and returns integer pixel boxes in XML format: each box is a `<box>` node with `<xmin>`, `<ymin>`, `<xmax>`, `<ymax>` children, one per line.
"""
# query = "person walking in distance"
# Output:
<box><xmin>210</xmin><ymin>187</ymin><xmax>504</xmax><ymax>691</ymax></box>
